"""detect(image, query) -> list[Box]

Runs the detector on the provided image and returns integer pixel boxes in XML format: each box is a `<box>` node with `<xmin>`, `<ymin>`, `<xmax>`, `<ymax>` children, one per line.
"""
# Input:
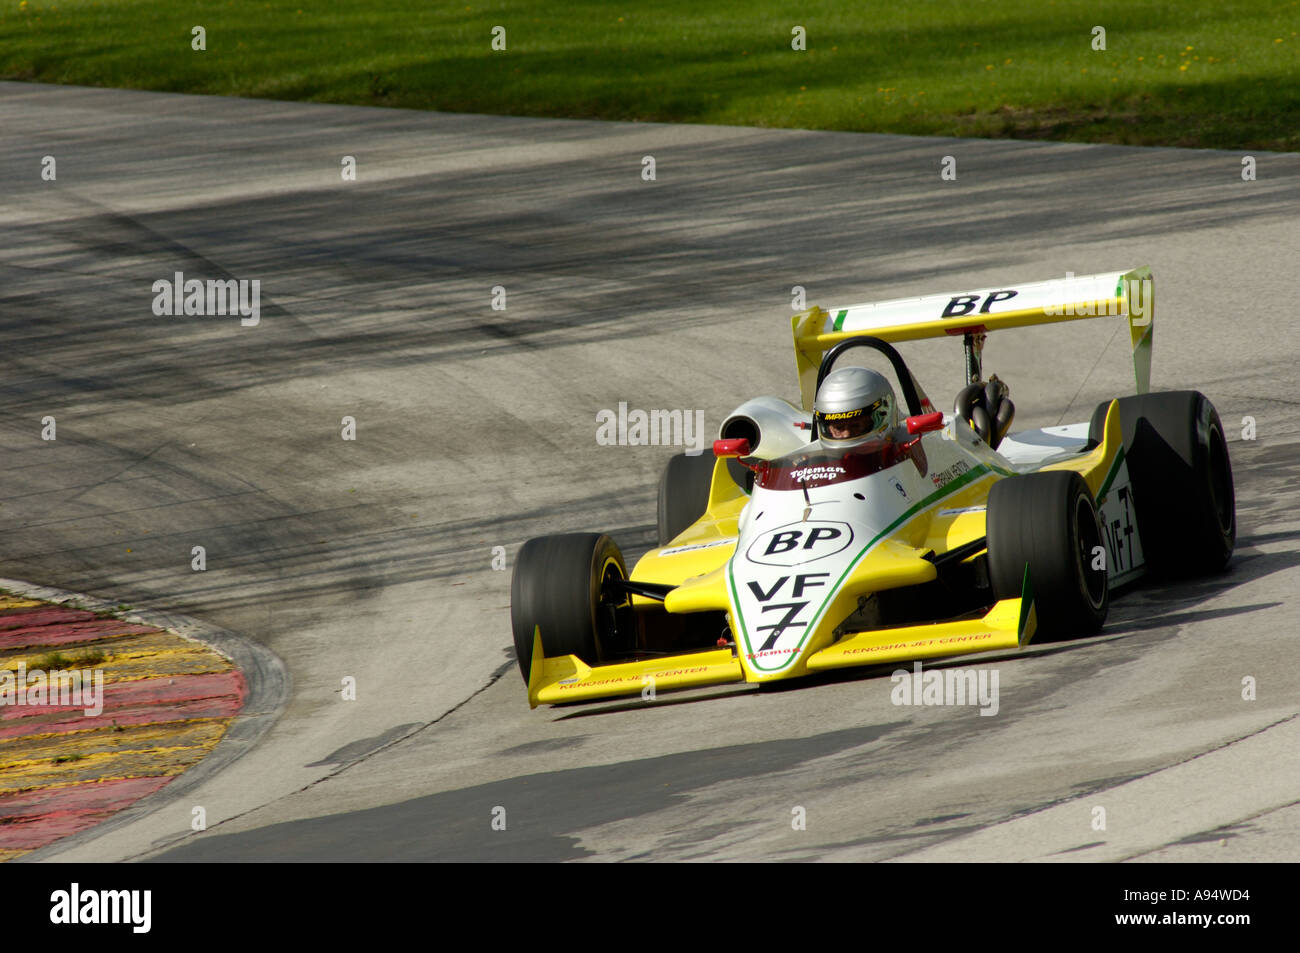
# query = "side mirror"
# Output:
<box><xmin>713</xmin><ymin>438</ymin><xmax>751</xmax><ymax>458</ymax></box>
<box><xmin>905</xmin><ymin>412</ymin><xmax>945</xmax><ymax>435</ymax></box>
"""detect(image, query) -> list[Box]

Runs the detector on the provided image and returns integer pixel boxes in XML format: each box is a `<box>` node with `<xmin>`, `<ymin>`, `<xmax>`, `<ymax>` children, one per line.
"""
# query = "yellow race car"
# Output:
<box><xmin>511</xmin><ymin>267</ymin><xmax>1235</xmax><ymax>707</ymax></box>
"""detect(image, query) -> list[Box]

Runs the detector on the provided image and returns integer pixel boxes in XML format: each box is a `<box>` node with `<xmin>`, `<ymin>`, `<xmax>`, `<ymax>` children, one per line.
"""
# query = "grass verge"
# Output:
<box><xmin>1</xmin><ymin>0</ymin><xmax>1296</xmax><ymax>149</ymax></box>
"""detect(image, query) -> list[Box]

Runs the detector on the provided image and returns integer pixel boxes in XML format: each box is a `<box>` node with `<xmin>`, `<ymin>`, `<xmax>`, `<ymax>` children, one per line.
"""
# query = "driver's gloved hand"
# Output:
<box><xmin>954</xmin><ymin>375</ymin><xmax>1014</xmax><ymax>450</ymax></box>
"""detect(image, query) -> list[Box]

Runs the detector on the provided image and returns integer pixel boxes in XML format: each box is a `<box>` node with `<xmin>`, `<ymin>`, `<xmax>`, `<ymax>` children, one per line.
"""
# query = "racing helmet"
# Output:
<box><xmin>814</xmin><ymin>367</ymin><xmax>897</xmax><ymax>447</ymax></box>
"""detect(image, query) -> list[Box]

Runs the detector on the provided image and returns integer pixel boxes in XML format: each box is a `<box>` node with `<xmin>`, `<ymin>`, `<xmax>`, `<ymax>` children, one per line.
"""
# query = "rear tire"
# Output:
<box><xmin>657</xmin><ymin>452</ymin><xmax>716</xmax><ymax>546</ymax></box>
<box><xmin>1088</xmin><ymin>391</ymin><xmax>1234</xmax><ymax>577</ymax></box>
<box><xmin>510</xmin><ymin>533</ymin><xmax>629</xmax><ymax>681</ymax></box>
<box><xmin>987</xmin><ymin>470</ymin><xmax>1109</xmax><ymax>639</ymax></box>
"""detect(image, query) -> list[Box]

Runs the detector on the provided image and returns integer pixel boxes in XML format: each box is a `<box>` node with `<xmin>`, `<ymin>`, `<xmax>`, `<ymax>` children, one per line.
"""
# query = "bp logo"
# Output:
<box><xmin>745</xmin><ymin>521</ymin><xmax>854</xmax><ymax>567</ymax></box>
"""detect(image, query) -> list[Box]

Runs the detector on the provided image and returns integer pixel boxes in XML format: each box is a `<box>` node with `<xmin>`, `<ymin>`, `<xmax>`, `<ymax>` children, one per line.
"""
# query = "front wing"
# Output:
<box><xmin>526</xmin><ymin>584</ymin><xmax>1036</xmax><ymax>707</ymax></box>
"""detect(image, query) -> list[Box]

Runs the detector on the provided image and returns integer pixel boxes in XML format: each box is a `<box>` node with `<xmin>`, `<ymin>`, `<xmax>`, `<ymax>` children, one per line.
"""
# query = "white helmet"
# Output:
<box><xmin>814</xmin><ymin>367</ymin><xmax>897</xmax><ymax>447</ymax></box>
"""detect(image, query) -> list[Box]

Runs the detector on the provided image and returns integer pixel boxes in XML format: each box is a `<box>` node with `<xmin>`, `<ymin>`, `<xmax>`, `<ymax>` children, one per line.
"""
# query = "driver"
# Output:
<box><xmin>813</xmin><ymin>367</ymin><xmax>898</xmax><ymax>447</ymax></box>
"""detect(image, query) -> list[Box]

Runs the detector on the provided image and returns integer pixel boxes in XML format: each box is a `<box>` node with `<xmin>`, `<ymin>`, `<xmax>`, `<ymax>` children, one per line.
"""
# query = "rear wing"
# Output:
<box><xmin>792</xmin><ymin>267</ymin><xmax>1154</xmax><ymax>410</ymax></box>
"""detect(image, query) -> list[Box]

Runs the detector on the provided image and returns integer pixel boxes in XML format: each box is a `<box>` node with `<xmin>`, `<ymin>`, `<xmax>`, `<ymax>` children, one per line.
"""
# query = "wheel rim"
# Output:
<box><xmin>594</xmin><ymin>556</ymin><xmax>629</xmax><ymax>657</ymax></box>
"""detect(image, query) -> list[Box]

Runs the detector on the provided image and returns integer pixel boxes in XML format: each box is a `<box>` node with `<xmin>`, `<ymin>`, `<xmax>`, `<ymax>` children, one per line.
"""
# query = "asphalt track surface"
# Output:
<box><xmin>2</xmin><ymin>81</ymin><xmax>1298</xmax><ymax>862</ymax></box>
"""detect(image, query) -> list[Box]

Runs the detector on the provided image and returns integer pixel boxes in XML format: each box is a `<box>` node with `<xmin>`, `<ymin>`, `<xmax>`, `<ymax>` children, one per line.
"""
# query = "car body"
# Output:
<box><xmin>511</xmin><ymin>266</ymin><xmax>1235</xmax><ymax>707</ymax></box>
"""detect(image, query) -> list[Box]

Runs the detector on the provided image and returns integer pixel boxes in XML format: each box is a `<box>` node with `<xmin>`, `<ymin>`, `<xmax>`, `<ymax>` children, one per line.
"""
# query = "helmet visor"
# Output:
<box><xmin>818</xmin><ymin>397</ymin><xmax>891</xmax><ymax>440</ymax></box>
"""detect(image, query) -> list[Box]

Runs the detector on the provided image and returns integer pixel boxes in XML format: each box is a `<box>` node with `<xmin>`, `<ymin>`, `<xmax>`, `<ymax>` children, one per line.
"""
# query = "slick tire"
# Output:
<box><xmin>987</xmin><ymin>470</ymin><xmax>1108</xmax><ymax>640</ymax></box>
<box><xmin>657</xmin><ymin>452</ymin><xmax>717</xmax><ymax>546</ymax></box>
<box><xmin>1088</xmin><ymin>391</ymin><xmax>1234</xmax><ymax>578</ymax></box>
<box><xmin>510</xmin><ymin>533</ymin><xmax>627</xmax><ymax>681</ymax></box>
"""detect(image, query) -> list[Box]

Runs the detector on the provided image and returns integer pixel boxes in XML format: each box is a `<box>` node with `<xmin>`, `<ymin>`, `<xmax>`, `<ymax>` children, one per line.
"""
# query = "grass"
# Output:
<box><xmin>0</xmin><ymin>1</ymin><xmax>1297</xmax><ymax>149</ymax></box>
<box><xmin>28</xmin><ymin>648</ymin><xmax>108</xmax><ymax>670</ymax></box>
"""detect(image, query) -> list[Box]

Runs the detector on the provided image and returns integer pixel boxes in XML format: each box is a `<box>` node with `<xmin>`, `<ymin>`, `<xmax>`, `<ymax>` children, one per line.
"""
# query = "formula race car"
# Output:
<box><xmin>510</xmin><ymin>267</ymin><xmax>1235</xmax><ymax>707</ymax></box>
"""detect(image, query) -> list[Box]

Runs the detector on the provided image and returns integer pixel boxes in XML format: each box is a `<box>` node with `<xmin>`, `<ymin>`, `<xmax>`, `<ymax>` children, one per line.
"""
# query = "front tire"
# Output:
<box><xmin>987</xmin><ymin>470</ymin><xmax>1109</xmax><ymax>639</ymax></box>
<box><xmin>657</xmin><ymin>452</ymin><xmax>716</xmax><ymax>546</ymax></box>
<box><xmin>510</xmin><ymin>533</ymin><xmax>629</xmax><ymax>681</ymax></box>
